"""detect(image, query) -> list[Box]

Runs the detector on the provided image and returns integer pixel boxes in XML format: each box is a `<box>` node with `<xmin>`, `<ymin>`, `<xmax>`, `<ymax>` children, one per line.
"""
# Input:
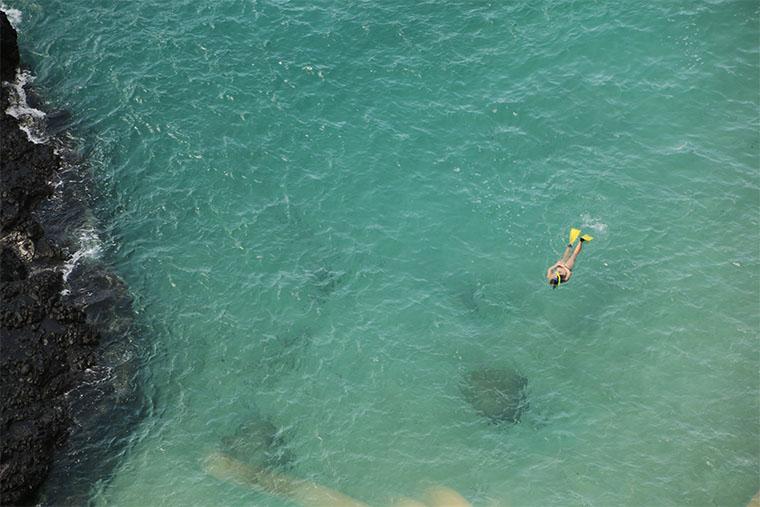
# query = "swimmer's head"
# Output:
<box><xmin>549</xmin><ymin>275</ymin><xmax>560</xmax><ymax>288</ymax></box>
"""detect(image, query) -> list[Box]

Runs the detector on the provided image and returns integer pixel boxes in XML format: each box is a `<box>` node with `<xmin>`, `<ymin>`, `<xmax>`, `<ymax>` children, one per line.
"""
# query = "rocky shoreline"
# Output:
<box><xmin>1</xmin><ymin>11</ymin><xmax>142</xmax><ymax>505</ymax></box>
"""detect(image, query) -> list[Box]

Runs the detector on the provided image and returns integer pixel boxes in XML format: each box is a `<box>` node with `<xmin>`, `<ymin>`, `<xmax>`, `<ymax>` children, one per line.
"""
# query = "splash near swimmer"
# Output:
<box><xmin>546</xmin><ymin>227</ymin><xmax>593</xmax><ymax>288</ymax></box>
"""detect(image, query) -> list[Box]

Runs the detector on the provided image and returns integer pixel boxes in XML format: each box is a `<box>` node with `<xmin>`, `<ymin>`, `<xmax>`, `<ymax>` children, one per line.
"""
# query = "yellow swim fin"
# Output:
<box><xmin>569</xmin><ymin>228</ymin><xmax>581</xmax><ymax>244</ymax></box>
<box><xmin>580</xmin><ymin>234</ymin><xmax>593</xmax><ymax>242</ymax></box>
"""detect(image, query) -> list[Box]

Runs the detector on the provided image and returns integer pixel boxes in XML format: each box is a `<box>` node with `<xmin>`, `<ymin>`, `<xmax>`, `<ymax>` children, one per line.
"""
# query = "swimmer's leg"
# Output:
<box><xmin>565</xmin><ymin>240</ymin><xmax>583</xmax><ymax>270</ymax></box>
<box><xmin>560</xmin><ymin>243</ymin><xmax>574</xmax><ymax>263</ymax></box>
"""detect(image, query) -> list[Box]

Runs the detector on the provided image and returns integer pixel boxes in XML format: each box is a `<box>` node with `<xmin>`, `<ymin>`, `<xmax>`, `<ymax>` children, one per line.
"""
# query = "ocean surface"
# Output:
<box><xmin>5</xmin><ymin>0</ymin><xmax>759</xmax><ymax>505</ymax></box>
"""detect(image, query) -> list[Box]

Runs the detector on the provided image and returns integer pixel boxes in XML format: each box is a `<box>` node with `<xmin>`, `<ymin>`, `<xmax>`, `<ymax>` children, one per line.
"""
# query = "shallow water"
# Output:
<box><xmin>6</xmin><ymin>0</ymin><xmax>759</xmax><ymax>505</ymax></box>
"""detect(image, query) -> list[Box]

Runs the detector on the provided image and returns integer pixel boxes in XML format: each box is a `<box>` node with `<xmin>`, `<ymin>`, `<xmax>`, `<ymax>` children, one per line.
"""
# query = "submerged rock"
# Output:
<box><xmin>308</xmin><ymin>266</ymin><xmax>347</xmax><ymax>301</ymax></box>
<box><xmin>255</xmin><ymin>327</ymin><xmax>312</xmax><ymax>386</ymax></box>
<box><xmin>461</xmin><ymin>367</ymin><xmax>528</xmax><ymax>424</ymax></box>
<box><xmin>220</xmin><ymin>418</ymin><xmax>293</xmax><ymax>470</ymax></box>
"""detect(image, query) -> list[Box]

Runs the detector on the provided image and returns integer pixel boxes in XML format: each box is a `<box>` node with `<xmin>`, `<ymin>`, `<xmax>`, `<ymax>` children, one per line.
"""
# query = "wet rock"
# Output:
<box><xmin>45</xmin><ymin>109</ymin><xmax>72</xmax><ymax>135</ymax></box>
<box><xmin>0</xmin><ymin>10</ymin><xmax>19</xmax><ymax>82</ymax></box>
<box><xmin>0</xmin><ymin>268</ymin><xmax>99</xmax><ymax>504</ymax></box>
<box><xmin>1</xmin><ymin>245</ymin><xmax>27</xmax><ymax>282</ymax></box>
<box><xmin>461</xmin><ymin>367</ymin><xmax>529</xmax><ymax>425</ymax></box>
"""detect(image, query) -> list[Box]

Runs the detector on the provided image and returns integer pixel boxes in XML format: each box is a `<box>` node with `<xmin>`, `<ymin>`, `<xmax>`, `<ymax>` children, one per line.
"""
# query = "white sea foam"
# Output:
<box><xmin>0</xmin><ymin>4</ymin><xmax>22</xmax><ymax>29</ymax></box>
<box><xmin>580</xmin><ymin>213</ymin><xmax>608</xmax><ymax>234</ymax></box>
<box><xmin>61</xmin><ymin>227</ymin><xmax>103</xmax><ymax>294</ymax></box>
<box><xmin>4</xmin><ymin>69</ymin><xmax>49</xmax><ymax>144</ymax></box>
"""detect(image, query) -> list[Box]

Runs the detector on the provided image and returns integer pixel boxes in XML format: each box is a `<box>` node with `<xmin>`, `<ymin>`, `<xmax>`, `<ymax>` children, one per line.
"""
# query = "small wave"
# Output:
<box><xmin>580</xmin><ymin>213</ymin><xmax>608</xmax><ymax>234</ymax></box>
<box><xmin>0</xmin><ymin>4</ymin><xmax>22</xmax><ymax>29</ymax></box>
<box><xmin>4</xmin><ymin>69</ymin><xmax>49</xmax><ymax>144</ymax></box>
<box><xmin>64</xmin><ymin>365</ymin><xmax>113</xmax><ymax>397</ymax></box>
<box><xmin>61</xmin><ymin>228</ymin><xmax>103</xmax><ymax>293</ymax></box>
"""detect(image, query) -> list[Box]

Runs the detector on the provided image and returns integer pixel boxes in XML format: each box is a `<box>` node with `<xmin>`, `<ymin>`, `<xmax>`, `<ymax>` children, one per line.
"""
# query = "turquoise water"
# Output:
<box><xmin>8</xmin><ymin>0</ymin><xmax>760</xmax><ymax>505</ymax></box>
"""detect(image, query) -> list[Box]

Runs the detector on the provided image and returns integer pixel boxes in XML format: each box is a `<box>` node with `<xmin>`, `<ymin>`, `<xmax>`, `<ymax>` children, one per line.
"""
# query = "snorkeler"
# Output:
<box><xmin>546</xmin><ymin>228</ymin><xmax>593</xmax><ymax>288</ymax></box>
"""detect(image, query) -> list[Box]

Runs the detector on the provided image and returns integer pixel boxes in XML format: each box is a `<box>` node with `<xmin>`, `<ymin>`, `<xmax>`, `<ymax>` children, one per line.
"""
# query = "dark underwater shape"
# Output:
<box><xmin>449</xmin><ymin>275</ymin><xmax>515</xmax><ymax>321</ymax></box>
<box><xmin>461</xmin><ymin>367</ymin><xmax>528</xmax><ymax>425</ymax></box>
<box><xmin>254</xmin><ymin>327</ymin><xmax>312</xmax><ymax>386</ymax></box>
<box><xmin>308</xmin><ymin>266</ymin><xmax>348</xmax><ymax>299</ymax></box>
<box><xmin>220</xmin><ymin>418</ymin><xmax>293</xmax><ymax>470</ymax></box>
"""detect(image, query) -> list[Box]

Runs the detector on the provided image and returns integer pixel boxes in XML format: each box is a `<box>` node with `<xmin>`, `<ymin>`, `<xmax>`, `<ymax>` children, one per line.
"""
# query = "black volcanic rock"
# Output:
<box><xmin>0</xmin><ymin>270</ymin><xmax>99</xmax><ymax>503</ymax></box>
<box><xmin>1</xmin><ymin>246</ymin><xmax>27</xmax><ymax>282</ymax></box>
<box><xmin>1</xmin><ymin>11</ymin><xmax>19</xmax><ymax>82</ymax></box>
<box><xmin>0</xmin><ymin>10</ymin><xmax>117</xmax><ymax>505</ymax></box>
<box><xmin>0</xmin><ymin>113</ymin><xmax>58</xmax><ymax>231</ymax></box>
